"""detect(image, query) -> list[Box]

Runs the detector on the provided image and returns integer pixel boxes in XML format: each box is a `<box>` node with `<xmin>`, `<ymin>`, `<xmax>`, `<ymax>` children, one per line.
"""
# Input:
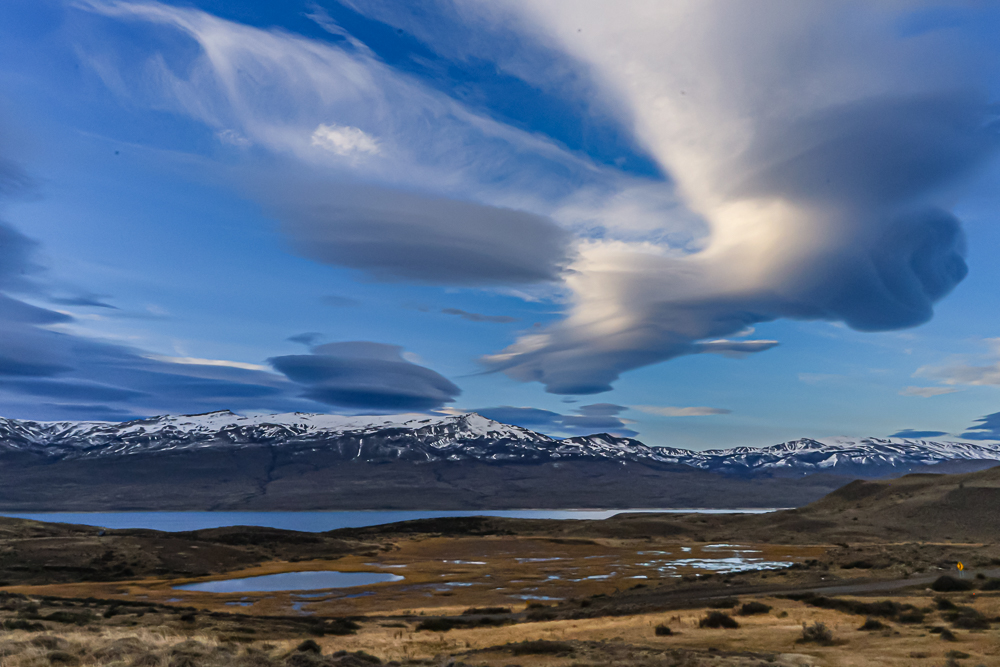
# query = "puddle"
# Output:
<box><xmin>513</xmin><ymin>594</ymin><xmax>563</xmax><ymax>601</ymax></box>
<box><xmin>174</xmin><ymin>570</ymin><xmax>404</xmax><ymax>593</ymax></box>
<box><xmin>656</xmin><ymin>557</ymin><xmax>794</xmax><ymax>573</ymax></box>
<box><xmin>225</xmin><ymin>601</ymin><xmax>254</xmax><ymax>607</ymax></box>
<box><xmin>444</xmin><ymin>560</ymin><xmax>487</xmax><ymax>565</ymax></box>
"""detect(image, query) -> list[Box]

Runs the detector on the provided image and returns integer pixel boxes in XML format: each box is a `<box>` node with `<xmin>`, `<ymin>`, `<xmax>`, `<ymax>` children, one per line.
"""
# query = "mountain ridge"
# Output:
<box><xmin>1</xmin><ymin>410</ymin><xmax>997</xmax><ymax>478</ymax></box>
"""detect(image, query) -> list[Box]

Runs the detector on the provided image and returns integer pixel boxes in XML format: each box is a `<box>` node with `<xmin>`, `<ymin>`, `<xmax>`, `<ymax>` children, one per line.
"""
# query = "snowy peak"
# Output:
<box><xmin>1</xmin><ymin>412</ymin><xmax>999</xmax><ymax>477</ymax></box>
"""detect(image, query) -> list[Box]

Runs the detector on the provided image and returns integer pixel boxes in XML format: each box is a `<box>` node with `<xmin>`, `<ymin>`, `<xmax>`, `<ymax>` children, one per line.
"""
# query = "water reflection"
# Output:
<box><xmin>175</xmin><ymin>570</ymin><xmax>403</xmax><ymax>593</ymax></box>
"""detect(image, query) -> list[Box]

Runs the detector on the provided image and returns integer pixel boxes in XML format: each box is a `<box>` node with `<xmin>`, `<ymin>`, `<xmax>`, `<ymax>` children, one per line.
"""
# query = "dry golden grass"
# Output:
<box><xmin>3</xmin><ymin>537</ymin><xmax>825</xmax><ymax>617</ymax></box>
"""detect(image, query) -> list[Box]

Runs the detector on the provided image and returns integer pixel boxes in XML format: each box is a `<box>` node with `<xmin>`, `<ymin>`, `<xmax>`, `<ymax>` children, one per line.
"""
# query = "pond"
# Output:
<box><xmin>174</xmin><ymin>570</ymin><xmax>404</xmax><ymax>593</ymax></box>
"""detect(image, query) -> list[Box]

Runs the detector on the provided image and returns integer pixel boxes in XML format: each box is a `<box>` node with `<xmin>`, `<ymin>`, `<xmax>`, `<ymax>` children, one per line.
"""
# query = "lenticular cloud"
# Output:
<box><xmin>482</xmin><ymin>1</ymin><xmax>999</xmax><ymax>394</ymax></box>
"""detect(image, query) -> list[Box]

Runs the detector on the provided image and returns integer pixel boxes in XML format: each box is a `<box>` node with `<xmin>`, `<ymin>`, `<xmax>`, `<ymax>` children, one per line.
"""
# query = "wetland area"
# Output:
<box><xmin>2</xmin><ymin>467</ymin><xmax>1000</xmax><ymax>666</ymax></box>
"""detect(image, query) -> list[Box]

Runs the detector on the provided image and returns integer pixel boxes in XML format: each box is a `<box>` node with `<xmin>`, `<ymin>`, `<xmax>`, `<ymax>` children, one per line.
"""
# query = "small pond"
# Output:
<box><xmin>175</xmin><ymin>570</ymin><xmax>404</xmax><ymax>593</ymax></box>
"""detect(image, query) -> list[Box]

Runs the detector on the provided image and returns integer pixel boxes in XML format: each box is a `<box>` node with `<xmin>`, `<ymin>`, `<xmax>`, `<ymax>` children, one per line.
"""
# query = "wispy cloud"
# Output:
<box><xmin>899</xmin><ymin>386</ymin><xmax>960</xmax><ymax>398</ymax></box>
<box><xmin>632</xmin><ymin>405</ymin><xmax>731</xmax><ymax>417</ymax></box>
<box><xmin>441</xmin><ymin>308</ymin><xmax>518</xmax><ymax>323</ymax></box>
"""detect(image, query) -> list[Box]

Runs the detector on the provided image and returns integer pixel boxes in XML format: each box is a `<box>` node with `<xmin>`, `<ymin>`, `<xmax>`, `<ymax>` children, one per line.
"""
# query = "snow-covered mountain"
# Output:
<box><xmin>1</xmin><ymin>411</ymin><xmax>999</xmax><ymax>477</ymax></box>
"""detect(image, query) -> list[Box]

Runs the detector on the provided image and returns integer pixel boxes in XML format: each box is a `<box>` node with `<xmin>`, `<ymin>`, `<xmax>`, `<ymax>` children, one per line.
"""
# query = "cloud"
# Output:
<box><xmin>0</xmin><ymin>152</ymin><xmax>318</xmax><ymax>419</ymax></box>
<box><xmin>476</xmin><ymin>4</ymin><xmax>1000</xmax><ymax>393</ymax></box>
<box><xmin>76</xmin><ymin>1</ymin><xmax>1000</xmax><ymax>395</ymax></box>
<box><xmin>272</xmin><ymin>183</ymin><xmax>571</xmax><ymax>285</ymax></box>
<box><xmin>914</xmin><ymin>339</ymin><xmax>1000</xmax><ymax>389</ymax></box>
<box><xmin>960</xmin><ymin>412</ymin><xmax>1000</xmax><ymax>441</ymax></box>
<box><xmin>269</xmin><ymin>341</ymin><xmax>460</xmax><ymax>411</ymax></box>
<box><xmin>632</xmin><ymin>405</ymin><xmax>731</xmax><ymax>417</ymax></box>
<box><xmin>889</xmin><ymin>428</ymin><xmax>949</xmax><ymax>439</ymax></box>
<box><xmin>311</xmin><ymin>123</ymin><xmax>380</xmax><ymax>157</ymax></box>
<box><xmin>287</xmin><ymin>332</ymin><xmax>324</xmax><ymax>346</ymax></box>
<box><xmin>145</xmin><ymin>355</ymin><xmax>271</xmax><ymax>372</ymax></box>
<box><xmin>899</xmin><ymin>386</ymin><xmax>960</xmax><ymax>398</ymax></box>
<box><xmin>472</xmin><ymin>403</ymin><xmax>637</xmax><ymax>437</ymax></box>
<box><xmin>49</xmin><ymin>294</ymin><xmax>118</xmax><ymax>309</ymax></box>
<box><xmin>441</xmin><ymin>308</ymin><xmax>518</xmax><ymax>324</ymax></box>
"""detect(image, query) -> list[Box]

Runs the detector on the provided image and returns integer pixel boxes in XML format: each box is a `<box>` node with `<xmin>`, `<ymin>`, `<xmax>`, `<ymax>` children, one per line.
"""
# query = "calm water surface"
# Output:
<box><xmin>175</xmin><ymin>571</ymin><xmax>404</xmax><ymax>593</ymax></box>
<box><xmin>0</xmin><ymin>509</ymin><xmax>780</xmax><ymax>532</ymax></box>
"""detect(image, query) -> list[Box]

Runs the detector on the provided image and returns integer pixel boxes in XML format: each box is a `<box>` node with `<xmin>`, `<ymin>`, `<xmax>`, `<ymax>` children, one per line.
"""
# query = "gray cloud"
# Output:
<box><xmin>441</xmin><ymin>308</ymin><xmax>518</xmax><ymax>324</ymax></box>
<box><xmin>287</xmin><ymin>332</ymin><xmax>324</xmax><ymax>346</ymax></box>
<box><xmin>889</xmin><ymin>429</ymin><xmax>949</xmax><ymax>439</ymax></box>
<box><xmin>486</xmin><ymin>91</ymin><xmax>997</xmax><ymax>394</ymax></box>
<box><xmin>960</xmin><ymin>412</ymin><xmax>1000</xmax><ymax>441</ymax></box>
<box><xmin>270</xmin><ymin>341</ymin><xmax>460</xmax><ymax>411</ymax></box>
<box><xmin>0</xmin><ymin>155</ymin><xmax>319</xmax><ymax>419</ymax></box>
<box><xmin>270</xmin><ymin>183</ymin><xmax>571</xmax><ymax>285</ymax></box>
<box><xmin>473</xmin><ymin>403</ymin><xmax>637</xmax><ymax>437</ymax></box>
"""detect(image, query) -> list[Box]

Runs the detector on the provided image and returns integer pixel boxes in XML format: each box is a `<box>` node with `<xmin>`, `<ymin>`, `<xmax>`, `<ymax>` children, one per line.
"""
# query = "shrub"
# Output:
<box><xmin>799</xmin><ymin>621</ymin><xmax>834</xmax><ymax>645</ymax></box>
<box><xmin>979</xmin><ymin>578</ymin><xmax>1000</xmax><ymax>591</ymax></box>
<box><xmin>41</xmin><ymin>611</ymin><xmax>92</xmax><ymax>625</ymax></box>
<box><xmin>509</xmin><ymin>640</ymin><xmax>574</xmax><ymax>656</ymax></box>
<box><xmin>897</xmin><ymin>611</ymin><xmax>925</xmax><ymax>624</ymax></box>
<box><xmin>294</xmin><ymin>640</ymin><xmax>321</xmax><ymax>654</ymax></box>
<box><xmin>2</xmin><ymin>619</ymin><xmax>45</xmax><ymax>631</ymax></box>
<box><xmin>944</xmin><ymin>606</ymin><xmax>990</xmax><ymax>630</ymax></box>
<box><xmin>526</xmin><ymin>609</ymin><xmax>557</xmax><ymax>621</ymax></box>
<box><xmin>940</xmin><ymin>628</ymin><xmax>958</xmax><ymax>642</ymax></box>
<box><xmin>654</xmin><ymin>624</ymin><xmax>672</xmax><ymax>636</ymax></box>
<box><xmin>935</xmin><ymin>597</ymin><xmax>957</xmax><ymax>610</ymax></box>
<box><xmin>738</xmin><ymin>601</ymin><xmax>772</xmax><ymax>616</ymax></box>
<box><xmin>858</xmin><ymin>617</ymin><xmax>885</xmax><ymax>631</ymax></box>
<box><xmin>699</xmin><ymin>612</ymin><xmax>739</xmax><ymax>629</ymax></box>
<box><xmin>415</xmin><ymin>618</ymin><xmax>464</xmax><ymax>632</ymax></box>
<box><xmin>461</xmin><ymin>606</ymin><xmax>511</xmax><ymax>615</ymax></box>
<box><xmin>707</xmin><ymin>597</ymin><xmax>739</xmax><ymax>609</ymax></box>
<box><xmin>931</xmin><ymin>576</ymin><xmax>974</xmax><ymax>592</ymax></box>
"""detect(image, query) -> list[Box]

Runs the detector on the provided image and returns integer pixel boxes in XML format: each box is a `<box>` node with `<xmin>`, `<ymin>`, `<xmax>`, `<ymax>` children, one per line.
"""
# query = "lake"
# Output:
<box><xmin>174</xmin><ymin>570</ymin><xmax>405</xmax><ymax>593</ymax></box>
<box><xmin>0</xmin><ymin>508</ymin><xmax>780</xmax><ymax>532</ymax></box>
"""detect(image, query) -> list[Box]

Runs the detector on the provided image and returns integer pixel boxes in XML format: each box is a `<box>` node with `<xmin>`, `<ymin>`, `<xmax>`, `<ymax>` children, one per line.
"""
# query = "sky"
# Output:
<box><xmin>2</xmin><ymin>0</ymin><xmax>1000</xmax><ymax>449</ymax></box>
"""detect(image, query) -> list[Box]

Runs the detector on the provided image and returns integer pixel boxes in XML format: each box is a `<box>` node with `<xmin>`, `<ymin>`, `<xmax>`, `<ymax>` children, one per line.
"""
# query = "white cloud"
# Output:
<box><xmin>146</xmin><ymin>355</ymin><xmax>270</xmax><ymax>372</ymax></box>
<box><xmin>216</xmin><ymin>129</ymin><xmax>251</xmax><ymax>147</ymax></box>
<box><xmin>79</xmin><ymin>1</ymin><xmax>1000</xmax><ymax>395</ymax></box>
<box><xmin>915</xmin><ymin>338</ymin><xmax>1000</xmax><ymax>387</ymax></box>
<box><xmin>899</xmin><ymin>386</ymin><xmax>960</xmax><ymax>398</ymax></box>
<box><xmin>479</xmin><ymin>1</ymin><xmax>996</xmax><ymax>394</ymax></box>
<box><xmin>632</xmin><ymin>405</ymin><xmax>731</xmax><ymax>417</ymax></box>
<box><xmin>311</xmin><ymin>123</ymin><xmax>380</xmax><ymax>157</ymax></box>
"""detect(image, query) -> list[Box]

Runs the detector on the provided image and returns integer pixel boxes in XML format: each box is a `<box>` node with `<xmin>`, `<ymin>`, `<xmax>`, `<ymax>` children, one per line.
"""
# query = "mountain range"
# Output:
<box><xmin>1</xmin><ymin>410</ymin><xmax>997</xmax><ymax>511</ymax></box>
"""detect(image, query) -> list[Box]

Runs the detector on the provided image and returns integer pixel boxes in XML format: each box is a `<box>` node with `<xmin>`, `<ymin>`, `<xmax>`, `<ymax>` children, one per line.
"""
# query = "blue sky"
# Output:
<box><xmin>2</xmin><ymin>0</ymin><xmax>1000</xmax><ymax>448</ymax></box>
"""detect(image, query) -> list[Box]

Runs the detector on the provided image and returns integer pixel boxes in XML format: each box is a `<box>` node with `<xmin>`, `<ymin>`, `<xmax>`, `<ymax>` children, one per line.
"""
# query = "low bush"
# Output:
<box><xmin>799</xmin><ymin>621</ymin><xmax>834</xmax><ymax>645</ymax></box>
<box><xmin>509</xmin><ymin>640</ymin><xmax>574</xmax><ymax>656</ymax></box>
<box><xmin>944</xmin><ymin>606</ymin><xmax>990</xmax><ymax>630</ymax></box>
<box><xmin>931</xmin><ymin>576</ymin><xmax>974</xmax><ymax>592</ymax></box>
<box><xmin>415</xmin><ymin>618</ymin><xmax>465</xmax><ymax>632</ymax></box>
<box><xmin>2</xmin><ymin>618</ymin><xmax>45</xmax><ymax>631</ymax></box>
<box><xmin>935</xmin><ymin>597</ymin><xmax>957</xmax><ymax>610</ymax></box>
<box><xmin>707</xmin><ymin>597</ymin><xmax>739</xmax><ymax>609</ymax></box>
<box><xmin>896</xmin><ymin>611</ymin><xmax>925</xmax><ymax>624</ymax></box>
<box><xmin>738</xmin><ymin>601</ymin><xmax>771</xmax><ymax>616</ymax></box>
<box><xmin>979</xmin><ymin>578</ymin><xmax>1000</xmax><ymax>591</ymax></box>
<box><xmin>699</xmin><ymin>611</ymin><xmax>739</xmax><ymax>629</ymax></box>
<box><xmin>41</xmin><ymin>611</ymin><xmax>92</xmax><ymax>625</ymax></box>
<box><xmin>294</xmin><ymin>640</ymin><xmax>321</xmax><ymax>654</ymax></box>
<box><xmin>461</xmin><ymin>606</ymin><xmax>511</xmax><ymax>615</ymax></box>
<box><xmin>654</xmin><ymin>624</ymin><xmax>672</xmax><ymax>636</ymax></box>
<box><xmin>858</xmin><ymin>617</ymin><xmax>885</xmax><ymax>631</ymax></box>
<box><xmin>940</xmin><ymin>628</ymin><xmax>958</xmax><ymax>642</ymax></box>
<box><xmin>781</xmin><ymin>593</ymin><xmax>912</xmax><ymax>619</ymax></box>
